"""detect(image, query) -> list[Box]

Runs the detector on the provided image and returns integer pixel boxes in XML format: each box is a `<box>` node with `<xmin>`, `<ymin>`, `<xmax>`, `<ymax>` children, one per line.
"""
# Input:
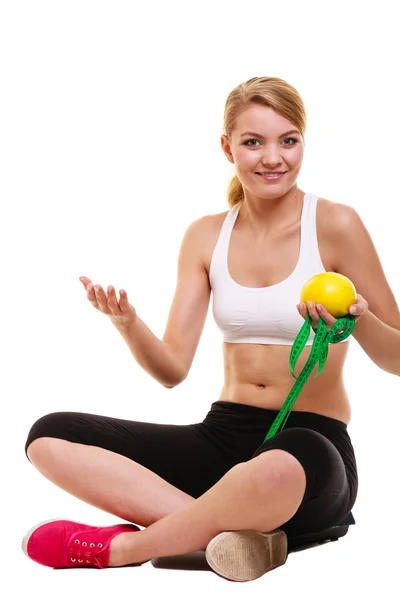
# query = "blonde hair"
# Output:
<box><xmin>223</xmin><ymin>77</ymin><xmax>307</xmax><ymax>208</ymax></box>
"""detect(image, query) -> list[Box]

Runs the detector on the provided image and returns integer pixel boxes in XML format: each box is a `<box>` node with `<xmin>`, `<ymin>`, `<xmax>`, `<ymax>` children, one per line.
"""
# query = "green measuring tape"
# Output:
<box><xmin>263</xmin><ymin>313</ymin><xmax>356</xmax><ymax>441</ymax></box>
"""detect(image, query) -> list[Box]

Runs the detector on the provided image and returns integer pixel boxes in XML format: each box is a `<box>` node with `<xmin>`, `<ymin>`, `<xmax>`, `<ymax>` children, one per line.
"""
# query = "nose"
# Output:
<box><xmin>261</xmin><ymin>144</ymin><xmax>282</xmax><ymax>169</ymax></box>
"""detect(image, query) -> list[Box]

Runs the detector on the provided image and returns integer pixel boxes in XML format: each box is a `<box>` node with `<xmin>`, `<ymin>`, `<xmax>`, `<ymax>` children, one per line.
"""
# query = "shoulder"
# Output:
<box><xmin>183</xmin><ymin>210</ymin><xmax>230</xmax><ymax>240</ymax></box>
<box><xmin>321</xmin><ymin>196</ymin><xmax>357</xmax><ymax>222</ymax></box>
<box><xmin>317</xmin><ymin>195</ymin><xmax>363</xmax><ymax>261</ymax></box>
<box><xmin>316</xmin><ymin>196</ymin><xmax>348</xmax><ymax>235</ymax></box>
<box><xmin>186</xmin><ymin>207</ymin><xmax>232</xmax><ymax>241</ymax></box>
<box><xmin>316</xmin><ymin>194</ymin><xmax>373</xmax><ymax>266</ymax></box>
<box><xmin>180</xmin><ymin>210</ymin><xmax>230</xmax><ymax>268</ymax></box>
<box><xmin>317</xmin><ymin>197</ymin><xmax>364</xmax><ymax>250</ymax></box>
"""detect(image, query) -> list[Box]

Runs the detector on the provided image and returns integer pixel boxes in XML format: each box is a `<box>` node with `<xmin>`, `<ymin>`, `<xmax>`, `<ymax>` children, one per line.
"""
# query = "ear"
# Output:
<box><xmin>221</xmin><ymin>134</ymin><xmax>234</xmax><ymax>164</ymax></box>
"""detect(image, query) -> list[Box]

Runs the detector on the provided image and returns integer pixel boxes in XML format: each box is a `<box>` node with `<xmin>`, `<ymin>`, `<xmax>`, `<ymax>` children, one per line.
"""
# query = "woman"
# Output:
<box><xmin>22</xmin><ymin>76</ymin><xmax>400</xmax><ymax>582</ymax></box>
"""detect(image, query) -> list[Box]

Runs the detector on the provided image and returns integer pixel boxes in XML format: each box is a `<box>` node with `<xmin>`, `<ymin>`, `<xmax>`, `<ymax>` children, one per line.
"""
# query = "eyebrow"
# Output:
<box><xmin>239</xmin><ymin>129</ymin><xmax>300</xmax><ymax>138</ymax></box>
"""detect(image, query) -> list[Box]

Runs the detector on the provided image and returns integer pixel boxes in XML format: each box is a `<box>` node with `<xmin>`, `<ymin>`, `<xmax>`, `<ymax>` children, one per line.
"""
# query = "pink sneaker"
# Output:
<box><xmin>22</xmin><ymin>519</ymin><xmax>140</xmax><ymax>569</ymax></box>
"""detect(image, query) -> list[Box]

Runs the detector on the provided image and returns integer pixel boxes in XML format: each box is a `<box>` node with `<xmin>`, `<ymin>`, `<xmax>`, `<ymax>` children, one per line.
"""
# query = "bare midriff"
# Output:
<box><xmin>204</xmin><ymin>192</ymin><xmax>352</xmax><ymax>425</ymax></box>
<box><xmin>219</xmin><ymin>341</ymin><xmax>351</xmax><ymax>423</ymax></box>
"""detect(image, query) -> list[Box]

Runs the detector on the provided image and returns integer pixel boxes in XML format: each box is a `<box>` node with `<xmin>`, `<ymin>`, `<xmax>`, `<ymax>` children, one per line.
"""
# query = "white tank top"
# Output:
<box><xmin>209</xmin><ymin>192</ymin><xmax>350</xmax><ymax>346</ymax></box>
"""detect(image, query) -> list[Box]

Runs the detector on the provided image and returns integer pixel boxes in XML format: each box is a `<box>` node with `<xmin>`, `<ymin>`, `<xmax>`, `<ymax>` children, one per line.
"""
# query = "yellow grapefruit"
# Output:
<box><xmin>300</xmin><ymin>272</ymin><xmax>357</xmax><ymax>318</ymax></box>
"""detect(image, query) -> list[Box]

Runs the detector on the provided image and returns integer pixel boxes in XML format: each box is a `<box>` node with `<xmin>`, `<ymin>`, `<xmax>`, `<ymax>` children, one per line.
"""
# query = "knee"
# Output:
<box><xmin>25</xmin><ymin>412</ymin><xmax>74</xmax><ymax>462</ymax></box>
<box><xmin>26</xmin><ymin>436</ymin><xmax>56</xmax><ymax>463</ymax></box>
<box><xmin>246</xmin><ymin>449</ymin><xmax>307</xmax><ymax>496</ymax></box>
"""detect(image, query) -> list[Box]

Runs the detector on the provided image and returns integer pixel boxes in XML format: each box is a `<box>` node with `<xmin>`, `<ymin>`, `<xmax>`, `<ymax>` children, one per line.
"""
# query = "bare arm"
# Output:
<box><xmin>112</xmin><ymin>316</ymin><xmax>186</xmax><ymax>388</ymax></box>
<box><xmin>328</xmin><ymin>202</ymin><xmax>400</xmax><ymax>375</ymax></box>
<box><xmin>351</xmin><ymin>309</ymin><xmax>400</xmax><ymax>377</ymax></box>
<box><xmin>80</xmin><ymin>216</ymin><xmax>211</xmax><ymax>388</ymax></box>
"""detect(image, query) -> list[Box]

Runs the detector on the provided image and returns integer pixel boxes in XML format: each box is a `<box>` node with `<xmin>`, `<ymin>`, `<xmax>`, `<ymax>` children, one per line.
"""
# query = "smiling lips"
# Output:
<box><xmin>256</xmin><ymin>172</ymin><xmax>286</xmax><ymax>180</ymax></box>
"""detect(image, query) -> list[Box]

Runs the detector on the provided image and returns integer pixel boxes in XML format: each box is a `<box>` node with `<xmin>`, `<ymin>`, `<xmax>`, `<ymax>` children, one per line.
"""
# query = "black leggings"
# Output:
<box><xmin>25</xmin><ymin>400</ymin><xmax>358</xmax><ymax>537</ymax></box>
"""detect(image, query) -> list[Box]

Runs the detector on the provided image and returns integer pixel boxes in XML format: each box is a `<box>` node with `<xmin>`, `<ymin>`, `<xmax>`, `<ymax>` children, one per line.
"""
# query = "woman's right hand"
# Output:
<box><xmin>79</xmin><ymin>276</ymin><xmax>137</xmax><ymax>328</ymax></box>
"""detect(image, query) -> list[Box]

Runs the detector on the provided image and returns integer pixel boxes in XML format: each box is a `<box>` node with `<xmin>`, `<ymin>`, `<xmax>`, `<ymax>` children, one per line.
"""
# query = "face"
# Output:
<box><xmin>221</xmin><ymin>103</ymin><xmax>305</xmax><ymax>199</ymax></box>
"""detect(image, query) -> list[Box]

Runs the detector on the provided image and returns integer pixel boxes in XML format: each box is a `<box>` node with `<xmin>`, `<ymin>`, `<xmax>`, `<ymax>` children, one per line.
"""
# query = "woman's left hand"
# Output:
<box><xmin>296</xmin><ymin>293</ymin><xmax>369</xmax><ymax>332</ymax></box>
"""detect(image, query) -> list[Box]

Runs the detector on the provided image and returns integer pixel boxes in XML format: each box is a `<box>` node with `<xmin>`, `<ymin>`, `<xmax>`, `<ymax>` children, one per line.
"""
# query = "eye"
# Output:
<box><xmin>243</xmin><ymin>139</ymin><xmax>261</xmax><ymax>147</ymax></box>
<box><xmin>243</xmin><ymin>137</ymin><xmax>299</xmax><ymax>148</ymax></box>
<box><xmin>282</xmin><ymin>137</ymin><xmax>298</xmax><ymax>146</ymax></box>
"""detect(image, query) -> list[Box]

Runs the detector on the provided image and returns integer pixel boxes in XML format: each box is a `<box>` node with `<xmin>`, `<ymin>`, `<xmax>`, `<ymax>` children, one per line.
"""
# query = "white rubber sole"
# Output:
<box><xmin>21</xmin><ymin>519</ymin><xmax>64</xmax><ymax>557</ymax></box>
<box><xmin>205</xmin><ymin>529</ymin><xmax>288</xmax><ymax>582</ymax></box>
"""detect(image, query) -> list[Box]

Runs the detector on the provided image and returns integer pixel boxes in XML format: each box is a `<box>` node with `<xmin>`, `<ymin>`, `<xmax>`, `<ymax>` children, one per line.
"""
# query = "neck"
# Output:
<box><xmin>239</xmin><ymin>188</ymin><xmax>304</xmax><ymax>241</ymax></box>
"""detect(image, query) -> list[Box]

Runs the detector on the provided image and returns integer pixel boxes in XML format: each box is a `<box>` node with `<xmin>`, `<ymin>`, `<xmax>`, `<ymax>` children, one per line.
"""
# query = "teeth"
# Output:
<box><xmin>259</xmin><ymin>173</ymin><xmax>281</xmax><ymax>176</ymax></box>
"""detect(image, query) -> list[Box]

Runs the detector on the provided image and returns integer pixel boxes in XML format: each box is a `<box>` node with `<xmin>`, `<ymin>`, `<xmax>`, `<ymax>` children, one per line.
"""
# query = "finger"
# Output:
<box><xmin>297</xmin><ymin>302</ymin><xmax>316</xmax><ymax>325</ymax></box>
<box><xmin>349</xmin><ymin>302</ymin><xmax>365</xmax><ymax>314</ymax></box>
<box><xmin>307</xmin><ymin>301</ymin><xmax>320</xmax><ymax>325</ymax></box>
<box><xmin>94</xmin><ymin>285</ymin><xmax>111</xmax><ymax>313</ymax></box>
<box><xmin>352</xmin><ymin>294</ymin><xmax>368</xmax><ymax>313</ymax></box>
<box><xmin>297</xmin><ymin>303</ymin><xmax>308</xmax><ymax>320</ymax></box>
<box><xmin>297</xmin><ymin>303</ymin><xmax>305</xmax><ymax>319</ymax></box>
<box><xmin>79</xmin><ymin>276</ymin><xmax>93</xmax><ymax>287</ymax></box>
<box><xmin>316</xmin><ymin>303</ymin><xmax>339</xmax><ymax>328</ymax></box>
<box><xmin>82</xmin><ymin>278</ymin><xmax>98</xmax><ymax>309</ymax></box>
<box><xmin>118</xmin><ymin>289</ymin><xmax>129</xmax><ymax>311</ymax></box>
<box><xmin>317</xmin><ymin>304</ymin><xmax>349</xmax><ymax>333</ymax></box>
<box><xmin>85</xmin><ymin>283</ymin><xmax>99</xmax><ymax>307</ymax></box>
<box><xmin>107</xmin><ymin>286</ymin><xmax>122</xmax><ymax>314</ymax></box>
<box><xmin>315</xmin><ymin>304</ymin><xmax>331</xmax><ymax>320</ymax></box>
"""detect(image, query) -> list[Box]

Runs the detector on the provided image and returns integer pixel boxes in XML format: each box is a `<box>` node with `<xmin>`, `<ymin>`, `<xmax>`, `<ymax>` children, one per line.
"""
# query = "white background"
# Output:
<box><xmin>1</xmin><ymin>0</ymin><xmax>399</xmax><ymax>597</ymax></box>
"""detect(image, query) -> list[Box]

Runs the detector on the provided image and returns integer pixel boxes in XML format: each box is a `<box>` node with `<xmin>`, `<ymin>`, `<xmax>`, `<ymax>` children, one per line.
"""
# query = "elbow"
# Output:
<box><xmin>163</xmin><ymin>370</ymin><xmax>188</xmax><ymax>389</ymax></box>
<box><xmin>164</xmin><ymin>353</ymin><xmax>189</xmax><ymax>388</ymax></box>
<box><xmin>163</xmin><ymin>382</ymin><xmax>179</xmax><ymax>389</ymax></box>
<box><xmin>160</xmin><ymin>349</ymin><xmax>189</xmax><ymax>388</ymax></box>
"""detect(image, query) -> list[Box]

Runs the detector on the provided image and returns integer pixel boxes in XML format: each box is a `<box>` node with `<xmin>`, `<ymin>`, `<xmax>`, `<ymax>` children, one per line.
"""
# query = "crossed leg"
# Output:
<box><xmin>26</xmin><ymin>436</ymin><xmax>306</xmax><ymax>568</ymax></box>
<box><xmin>108</xmin><ymin>447</ymin><xmax>306</xmax><ymax>566</ymax></box>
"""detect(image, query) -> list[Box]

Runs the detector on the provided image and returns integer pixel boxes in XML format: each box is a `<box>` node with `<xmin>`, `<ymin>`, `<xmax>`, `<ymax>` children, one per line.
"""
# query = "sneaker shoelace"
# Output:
<box><xmin>68</xmin><ymin>537</ymin><xmax>107</xmax><ymax>568</ymax></box>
